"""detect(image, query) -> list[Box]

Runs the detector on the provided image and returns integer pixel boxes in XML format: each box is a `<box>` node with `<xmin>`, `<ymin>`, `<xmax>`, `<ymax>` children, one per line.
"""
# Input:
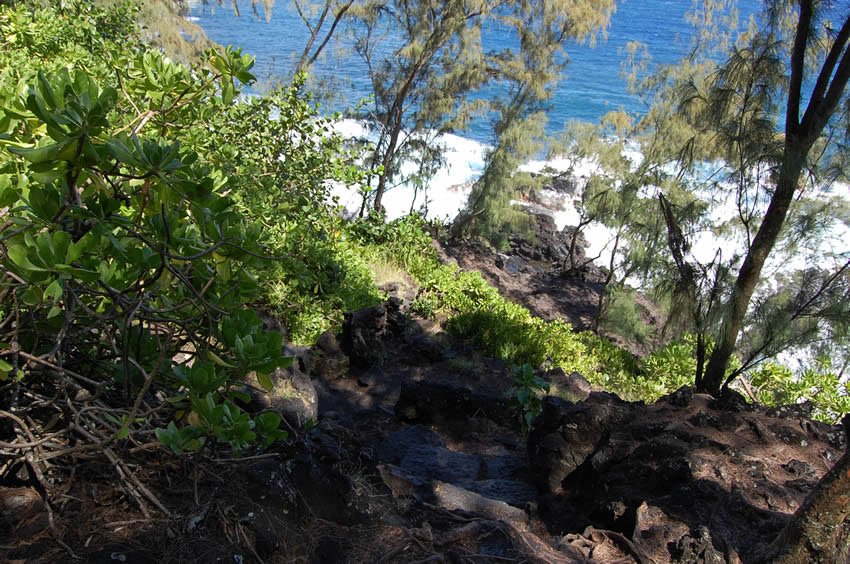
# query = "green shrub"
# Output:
<box><xmin>749</xmin><ymin>360</ymin><xmax>850</xmax><ymax>424</ymax></box>
<box><xmin>599</xmin><ymin>286</ymin><xmax>649</xmax><ymax>344</ymax></box>
<box><xmin>576</xmin><ymin>332</ymin><xmax>648</xmax><ymax>400</ymax></box>
<box><xmin>642</xmin><ymin>338</ymin><xmax>701</xmax><ymax>396</ymax></box>
<box><xmin>0</xmin><ymin>3</ymin><xmax>297</xmax><ymax>454</ymax></box>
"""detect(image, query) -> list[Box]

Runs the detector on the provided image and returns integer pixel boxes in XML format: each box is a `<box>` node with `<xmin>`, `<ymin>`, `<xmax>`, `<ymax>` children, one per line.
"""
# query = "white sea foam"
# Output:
<box><xmin>329</xmin><ymin>120</ymin><xmax>489</xmax><ymax>221</ymax></box>
<box><xmin>328</xmin><ymin>122</ymin><xmax>849</xmax><ymax>295</ymax></box>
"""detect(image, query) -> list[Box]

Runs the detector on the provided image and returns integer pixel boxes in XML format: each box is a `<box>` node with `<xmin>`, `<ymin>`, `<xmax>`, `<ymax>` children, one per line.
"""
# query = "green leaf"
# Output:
<box><xmin>256</xmin><ymin>371</ymin><xmax>274</xmax><ymax>392</ymax></box>
<box><xmin>27</xmin><ymin>184</ymin><xmax>61</xmax><ymax>221</ymax></box>
<box><xmin>7</xmin><ymin>245</ymin><xmax>43</xmax><ymax>273</ymax></box>
<box><xmin>208</xmin><ymin>350</ymin><xmax>235</xmax><ymax>368</ymax></box>
<box><xmin>0</xmin><ymin>175</ymin><xmax>20</xmax><ymax>207</ymax></box>
<box><xmin>9</xmin><ymin>139</ymin><xmax>78</xmax><ymax>164</ymax></box>
<box><xmin>21</xmin><ymin>286</ymin><xmax>42</xmax><ymax>306</ymax></box>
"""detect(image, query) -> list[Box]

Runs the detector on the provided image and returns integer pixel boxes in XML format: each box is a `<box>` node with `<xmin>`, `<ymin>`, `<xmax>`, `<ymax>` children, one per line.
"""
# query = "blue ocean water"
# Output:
<box><xmin>188</xmin><ymin>0</ymin><xmax>760</xmax><ymax>142</ymax></box>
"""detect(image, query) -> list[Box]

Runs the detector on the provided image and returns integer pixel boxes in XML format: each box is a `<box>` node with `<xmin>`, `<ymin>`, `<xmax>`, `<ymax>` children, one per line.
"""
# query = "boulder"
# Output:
<box><xmin>527</xmin><ymin>393</ymin><xmax>635</xmax><ymax>494</ymax></box>
<box><xmin>546</xmin><ymin>368</ymin><xmax>593</xmax><ymax>403</ymax></box>
<box><xmin>341</xmin><ymin>298</ymin><xmax>406</xmax><ymax>367</ymax></box>
<box><xmin>395</xmin><ymin>379</ymin><xmax>514</xmax><ymax>426</ymax></box>
<box><xmin>312</xmin><ymin>331</ymin><xmax>350</xmax><ymax>381</ymax></box>
<box><xmin>245</xmin><ymin>365</ymin><xmax>318</xmax><ymax>428</ymax></box>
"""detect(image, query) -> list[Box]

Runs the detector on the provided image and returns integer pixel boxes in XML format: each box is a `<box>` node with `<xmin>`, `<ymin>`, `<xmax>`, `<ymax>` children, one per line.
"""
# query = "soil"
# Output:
<box><xmin>2</xmin><ymin>222</ymin><xmax>847</xmax><ymax>563</ymax></box>
<box><xmin>3</xmin><ymin>300</ymin><xmax>847</xmax><ymax>563</ymax></box>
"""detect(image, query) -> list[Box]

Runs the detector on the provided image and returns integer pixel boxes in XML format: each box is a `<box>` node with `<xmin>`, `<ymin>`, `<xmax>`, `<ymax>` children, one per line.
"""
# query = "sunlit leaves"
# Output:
<box><xmin>0</xmin><ymin>3</ymin><xmax>289</xmax><ymax>454</ymax></box>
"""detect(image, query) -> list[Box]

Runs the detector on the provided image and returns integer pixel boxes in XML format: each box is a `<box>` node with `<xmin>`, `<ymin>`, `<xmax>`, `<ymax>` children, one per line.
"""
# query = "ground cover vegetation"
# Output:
<box><xmin>0</xmin><ymin>1</ymin><xmax>848</xmax><ymax>553</ymax></box>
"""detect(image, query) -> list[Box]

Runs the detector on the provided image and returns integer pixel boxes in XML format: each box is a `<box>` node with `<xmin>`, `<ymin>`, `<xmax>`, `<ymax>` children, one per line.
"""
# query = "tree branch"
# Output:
<box><xmin>787</xmin><ymin>0</ymin><xmax>813</xmax><ymax>134</ymax></box>
<box><xmin>808</xmin><ymin>15</ymin><xmax>850</xmax><ymax>109</ymax></box>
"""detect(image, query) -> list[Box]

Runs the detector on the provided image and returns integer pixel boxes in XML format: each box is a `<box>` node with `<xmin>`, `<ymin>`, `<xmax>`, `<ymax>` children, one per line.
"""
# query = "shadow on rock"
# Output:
<box><xmin>528</xmin><ymin>389</ymin><xmax>845</xmax><ymax>562</ymax></box>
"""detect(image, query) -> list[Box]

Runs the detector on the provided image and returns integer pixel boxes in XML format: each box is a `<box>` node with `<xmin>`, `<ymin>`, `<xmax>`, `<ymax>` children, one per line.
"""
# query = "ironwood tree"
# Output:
<box><xmin>695</xmin><ymin>0</ymin><xmax>850</xmax><ymax>395</ymax></box>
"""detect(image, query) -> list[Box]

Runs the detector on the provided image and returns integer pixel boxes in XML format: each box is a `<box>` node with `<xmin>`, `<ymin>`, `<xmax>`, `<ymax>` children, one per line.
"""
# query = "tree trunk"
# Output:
<box><xmin>699</xmin><ymin>4</ymin><xmax>850</xmax><ymax>395</ymax></box>
<box><xmin>373</xmin><ymin>105</ymin><xmax>403</xmax><ymax>212</ymax></box>
<box><xmin>294</xmin><ymin>1</ymin><xmax>330</xmax><ymax>74</ymax></box>
<box><xmin>761</xmin><ymin>416</ymin><xmax>850</xmax><ymax>563</ymax></box>
<box><xmin>699</xmin><ymin>146</ymin><xmax>806</xmax><ymax>394</ymax></box>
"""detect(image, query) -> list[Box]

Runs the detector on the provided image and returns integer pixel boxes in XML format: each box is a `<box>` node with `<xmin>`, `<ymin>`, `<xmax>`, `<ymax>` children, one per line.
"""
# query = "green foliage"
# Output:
<box><xmin>448</xmin><ymin>303</ymin><xmax>594</xmax><ymax>375</ymax></box>
<box><xmin>178</xmin><ymin>71</ymin><xmax>379</xmax><ymax>344</ymax></box>
<box><xmin>576</xmin><ymin>332</ymin><xmax>646</xmax><ymax>400</ymax></box>
<box><xmin>353</xmin><ymin>215</ymin><xmax>703</xmax><ymax>402</ymax></box>
<box><xmin>459</xmin><ymin>0</ymin><xmax>615</xmax><ymax>244</ymax></box>
<box><xmin>133</xmin><ymin>0</ymin><xmax>217</xmax><ymax>64</ymax></box>
<box><xmin>642</xmin><ymin>337</ymin><xmax>703</xmax><ymax>398</ymax></box>
<box><xmin>0</xmin><ymin>2</ymin><xmax>292</xmax><ymax>454</ymax></box>
<box><xmin>599</xmin><ymin>287</ymin><xmax>649</xmax><ymax>344</ymax></box>
<box><xmin>5</xmin><ymin>2</ymin><xmax>843</xmax><ymax>474</ymax></box>
<box><xmin>348</xmin><ymin>213</ymin><xmax>437</xmax><ymax>280</ymax></box>
<box><xmin>508</xmin><ymin>363</ymin><xmax>549</xmax><ymax>432</ymax></box>
<box><xmin>749</xmin><ymin>361</ymin><xmax>850</xmax><ymax>424</ymax></box>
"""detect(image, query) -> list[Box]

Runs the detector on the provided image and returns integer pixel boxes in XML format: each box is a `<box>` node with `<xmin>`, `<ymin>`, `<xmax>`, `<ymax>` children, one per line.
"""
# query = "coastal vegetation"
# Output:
<box><xmin>0</xmin><ymin>0</ymin><xmax>849</xmax><ymax>560</ymax></box>
<box><xmin>1</xmin><ymin>0</ymin><xmax>848</xmax><ymax>460</ymax></box>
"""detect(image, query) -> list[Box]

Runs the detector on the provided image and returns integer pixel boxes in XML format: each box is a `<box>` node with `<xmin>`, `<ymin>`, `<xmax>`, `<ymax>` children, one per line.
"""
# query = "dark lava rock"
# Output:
<box><xmin>341</xmin><ymin>298</ymin><xmax>406</xmax><ymax>367</ymax></box>
<box><xmin>315</xmin><ymin>330</ymin><xmax>343</xmax><ymax>356</ymax></box>
<box><xmin>782</xmin><ymin>458</ymin><xmax>816</xmax><ymax>479</ymax></box>
<box><xmin>765</xmin><ymin>401</ymin><xmax>815</xmax><ymax>420</ymax></box>
<box><xmin>709</xmin><ymin>388</ymin><xmax>751</xmax><ymax>412</ymax></box>
<box><xmin>669</xmin><ymin>527</ymin><xmax>726</xmax><ymax>564</ymax></box>
<box><xmin>663</xmin><ymin>386</ymin><xmax>695</xmax><ymax>408</ymax></box>
<box><xmin>256</xmin><ymin>307</ymin><xmax>289</xmax><ymax>342</ymax></box>
<box><xmin>311</xmin><ymin>331</ymin><xmax>350</xmax><ymax>381</ymax></box>
<box><xmin>309</xmin><ymin>538</ymin><xmax>347</xmax><ymax>564</ymax></box>
<box><xmin>481</xmin><ymin>453</ymin><xmax>526</xmax><ymax>480</ymax></box>
<box><xmin>378</xmin><ymin>425</ymin><xmax>445</xmax><ymax>465</ymax></box>
<box><xmin>538</xmin><ymin>172</ymin><xmax>579</xmax><ymax>195</ymax></box>
<box><xmin>509</xmin><ymin>212</ymin><xmax>569</xmax><ymax>264</ymax></box>
<box><xmin>356</xmin><ymin>365</ymin><xmax>384</xmax><ymax>388</ymax></box>
<box><xmin>528</xmin><ymin>392</ymin><xmax>635</xmax><ymax>494</ymax></box>
<box><xmin>546</xmin><ymin>368</ymin><xmax>593</xmax><ymax>403</ymax></box>
<box><xmin>525</xmin><ymin>390</ymin><xmax>844</xmax><ymax>562</ymax></box>
<box><xmin>495</xmin><ymin>253</ymin><xmax>526</xmax><ymax>275</ymax></box>
<box><xmin>399</xmin><ymin>445</ymin><xmax>483</xmax><ymax>483</ymax></box>
<box><xmin>770</xmin><ymin>423</ymin><xmax>810</xmax><ymax>446</ymax></box>
<box><xmin>395</xmin><ymin>379</ymin><xmax>513</xmax><ymax>426</ymax></box>
<box><xmin>85</xmin><ymin>545</ymin><xmax>157</xmax><ymax>564</ymax></box>
<box><xmin>283</xmin><ymin>344</ymin><xmax>313</xmax><ymax>376</ymax></box>
<box><xmin>307</xmin><ymin>420</ymin><xmax>360</xmax><ymax>464</ymax></box>
<box><xmin>290</xmin><ymin>453</ymin><xmax>370</xmax><ymax>526</ymax></box>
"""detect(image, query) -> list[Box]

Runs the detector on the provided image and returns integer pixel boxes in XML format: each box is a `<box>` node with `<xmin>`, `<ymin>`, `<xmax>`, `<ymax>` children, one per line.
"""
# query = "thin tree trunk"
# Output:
<box><xmin>295</xmin><ymin>1</ymin><xmax>330</xmax><ymax>74</ymax></box>
<box><xmin>373</xmin><ymin>104</ymin><xmax>403</xmax><ymax>212</ymax></box>
<box><xmin>700</xmin><ymin>146</ymin><xmax>806</xmax><ymax>394</ymax></box>
<box><xmin>305</xmin><ymin>1</ymin><xmax>353</xmax><ymax>69</ymax></box>
<box><xmin>593</xmin><ymin>231</ymin><xmax>620</xmax><ymax>334</ymax></box>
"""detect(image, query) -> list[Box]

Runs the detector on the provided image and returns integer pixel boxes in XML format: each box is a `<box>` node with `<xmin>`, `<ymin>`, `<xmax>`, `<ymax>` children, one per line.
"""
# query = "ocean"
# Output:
<box><xmin>187</xmin><ymin>1</ymin><xmax>760</xmax><ymax>138</ymax></box>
